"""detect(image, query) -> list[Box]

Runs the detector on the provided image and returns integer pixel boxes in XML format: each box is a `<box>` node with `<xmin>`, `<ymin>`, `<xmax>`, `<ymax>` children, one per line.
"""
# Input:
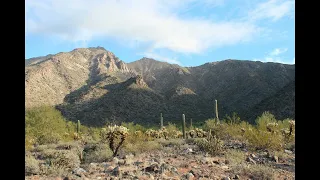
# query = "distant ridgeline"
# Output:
<box><xmin>25</xmin><ymin>47</ymin><xmax>295</xmax><ymax>126</ymax></box>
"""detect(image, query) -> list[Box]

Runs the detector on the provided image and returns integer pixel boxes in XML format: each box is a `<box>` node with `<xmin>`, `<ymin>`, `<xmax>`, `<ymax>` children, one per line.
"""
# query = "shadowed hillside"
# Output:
<box><xmin>25</xmin><ymin>47</ymin><xmax>295</xmax><ymax>126</ymax></box>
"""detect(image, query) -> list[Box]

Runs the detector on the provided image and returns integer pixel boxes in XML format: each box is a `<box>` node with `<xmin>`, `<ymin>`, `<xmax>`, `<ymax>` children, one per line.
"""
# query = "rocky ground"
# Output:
<box><xmin>25</xmin><ymin>139</ymin><xmax>295</xmax><ymax>180</ymax></box>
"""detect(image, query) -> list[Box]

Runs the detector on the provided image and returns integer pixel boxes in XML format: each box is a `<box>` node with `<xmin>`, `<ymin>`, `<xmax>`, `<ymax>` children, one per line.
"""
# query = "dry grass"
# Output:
<box><xmin>25</xmin><ymin>155</ymin><xmax>40</xmax><ymax>175</ymax></box>
<box><xmin>83</xmin><ymin>143</ymin><xmax>113</xmax><ymax>163</ymax></box>
<box><xmin>233</xmin><ymin>164</ymin><xmax>275</xmax><ymax>180</ymax></box>
<box><xmin>123</xmin><ymin>140</ymin><xmax>162</xmax><ymax>155</ymax></box>
<box><xmin>224</xmin><ymin>149</ymin><xmax>246</xmax><ymax>165</ymax></box>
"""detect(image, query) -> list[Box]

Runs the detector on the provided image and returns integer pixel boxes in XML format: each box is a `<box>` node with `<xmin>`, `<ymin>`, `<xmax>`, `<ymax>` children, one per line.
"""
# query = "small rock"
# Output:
<box><xmin>272</xmin><ymin>156</ymin><xmax>279</xmax><ymax>163</ymax></box>
<box><xmin>224</xmin><ymin>159</ymin><xmax>230</xmax><ymax>164</ymax></box>
<box><xmin>261</xmin><ymin>152</ymin><xmax>268</xmax><ymax>157</ymax></box>
<box><xmin>186</xmin><ymin>172</ymin><xmax>195</xmax><ymax>180</ymax></box>
<box><xmin>112</xmin><ymin>166</ymin><xmax>121</xmax><ymax>177</ymax></box>
<box><xmin>234</xmin><ymin>175</ymin><xmax>240</xmax><ymax>179</ymax></box>
<box><xmin>284</xmin><ymin>149</ymin><xmax>293</xmax><ymax>154</ymax></box>
<box><xmin>221</xmin><ymin>165</ymin><xmax>229</xmax><ymax>169</ymax></box>
<box><xmin>222</xmin><ymin>177</ymin><xmax>231</xmax><ymax>180</ymax></box>
<box><xmin>246</xmin><ymin>157</ymin><xmax>256</xmax><ymax>164</ymax></box>
<box><xmin>250</xmin><ymin>154</ymin><xmax>256</xmax><ymax>158</ymax></box>
<box><xmin>72</xmin><ymin>167</ymin><xmax>86</xmax><ymax>177</ymax></box>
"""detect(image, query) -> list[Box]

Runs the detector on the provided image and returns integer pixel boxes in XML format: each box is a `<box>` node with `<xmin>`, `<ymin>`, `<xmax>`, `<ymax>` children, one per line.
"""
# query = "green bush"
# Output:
<box><xmin>255</xmin><ymin>111</ymin><xmax>277</xmax><ymax>131</ymax></box>
<box><xmin>244</xmin><ymin>127</ymin><xmax>284</xmax><ymax>151</ymax></box>
<box><xmin>165</xmin><ymin>123</ymin><xmax>180</xmax><ymax>138</ymax></box>
<box><xmin>224</xmin><ymin>112</ymin><xmax>241</xmax><ymax>125</ymax></box>
<box><xmin>25</xmin><ymin>106</ymin><xmax>72</xmax><ymax>145</ymax></box>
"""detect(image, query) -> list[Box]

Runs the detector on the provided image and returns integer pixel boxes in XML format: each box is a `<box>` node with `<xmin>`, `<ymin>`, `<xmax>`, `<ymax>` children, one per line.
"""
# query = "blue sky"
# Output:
<box><xmin>25</xmin><ymin>0</ymin><xmax>295</xmax><ymax>66</ymax></box>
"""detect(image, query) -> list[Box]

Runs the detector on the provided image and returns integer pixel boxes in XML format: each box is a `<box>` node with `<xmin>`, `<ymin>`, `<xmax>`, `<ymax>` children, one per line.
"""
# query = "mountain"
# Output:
<box><xmin>25</xmin><ymin>47</ymin><xmax>295</xmax><ymax>126</ymax></box>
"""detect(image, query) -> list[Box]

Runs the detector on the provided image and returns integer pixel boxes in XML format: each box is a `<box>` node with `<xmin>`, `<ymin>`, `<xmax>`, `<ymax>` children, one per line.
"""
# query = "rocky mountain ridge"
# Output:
<box><xmin>25</xmin><ymin>47</ymin><xmax>295</xmax><ymax>126</ymax></box>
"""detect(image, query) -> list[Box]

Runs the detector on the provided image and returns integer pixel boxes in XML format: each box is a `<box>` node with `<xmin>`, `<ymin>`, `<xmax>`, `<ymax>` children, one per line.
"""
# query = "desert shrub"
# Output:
<box><xmin>25</xmin><ymin>106</ymin><xmax>71</xmax><ymax>145</ymax></box>
<box><xmin>244</xmin><ymin>128</ymin><xmax>284</xmax><ymax>151</ymax></box>
<box><xmin>203</xmin><ymin>118</ymin><xmax>228</xmax><ymax>139</ymax></box>
<box><xmin>122</xmin><ymin>122</ymin><xmax>146</xmax><ymax>133</ymax></box>
<box><xmin>166</xmin><ymin>123</ymin><xmax>180</xmax><ymax>138</ymax></box>
<box><xmin>83</xmin><ymin>143</ymin><xmax>113</xmax><ymax>163</ymax></box>
<box><xmin>203</xmin><ymin>118</ymin><xmax>218</xmax><ymax>131</ymax></box>
<box><xmin>233</xmin><ymin>164</ymin><xmax>275</xmax><ymax>180</ymax></box>
<box><xmin>87</xmin><ymin>127</ymin><xmax>102</xmax><ymax>141</ymax></box>
<box><xmin>123</xmin><ymin>141</ymin><xmax>162</xmax><ymax>155</ymax></box>
<box><xmin>224</xmin><ymin>112</ymin><xmax>242</xmax><ymax>125</ymax></box>
<box><xmin>194</xmin><ymin>135</ymin><xmax>224</xmax><ymax>156</ymax></box>
<box><xmin>56</xmin><ymin>141</ymin><xmax>84</xmax><ymax>160</ymax></box>
<box><xmin>224</xmin><ymin>149</ymin><xmax>246</xmax><ymax>165</ymax></box>
<box><xmin>25</xmin><ymin>155</ymin><xmax>40</xmax><ymax>175</ymax></box>
<box><xmin>255</xmin><ymin>112</ymin><xmax>277</xmax><ymax>131</ymax></box>
<box><xmin>241</xmin><ymin>112</ymin><xmax>291</xmax><ymax>151</ymax></box>
<box><xmin>37</xmin><ymin>132</ymin><xmax>62</xmax><ymax>144</ymax></box>
<box><xmin>25</xmin><ymin>136</ymin><xmax>36</xmax><ymax>151</ymax></box>
<box><xmin>41</xmin><ymin>149</ymin><xmax>80</xmax><ymax>169</ymax></box>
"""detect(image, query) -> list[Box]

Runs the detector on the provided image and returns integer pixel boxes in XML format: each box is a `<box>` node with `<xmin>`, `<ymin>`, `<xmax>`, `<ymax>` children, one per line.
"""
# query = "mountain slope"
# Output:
<box><xmin>243</xmin><ymin>80</ymin><xmax>295</xmax><ymax>123</ymax></box>
<box><xmin>25</xmin><ymin>47</ymin><xmax>295</xmax><ymax>126</ymax></box>
<box><xmin>25</xmin><ymin>47</ymin><xmax>135</xmax><ymax>108</ymax></box>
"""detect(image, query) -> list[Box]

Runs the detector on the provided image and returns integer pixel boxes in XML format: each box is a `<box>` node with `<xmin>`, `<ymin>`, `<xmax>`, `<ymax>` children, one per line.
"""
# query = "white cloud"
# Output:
<box><xmin>254</xmin><ymin>46</ymin><xmax>293</xmax><ymax>64</ymax></box>
<box><xmin>270</xmin><ymin>48</ymin><xmax>288</xmax><ymax>56</ymax></box>
<box><xmin>142</xmin><ymin>52</ymin><xmax>182</xmax><ymax>65</ymax></box>
<box><xmin>254</xmin><ymin>56</ymin><xmax>294</xmax><ymax>64</ymax></box>
<box><xmin>25</xmin><ymin>0</ymin><xmax>257</xmax><ymax>54</ymax></box>
<box><xmin>248</xmin><ymin>0</ymin><xmax>295</xmax><ymax>22</ymax></box>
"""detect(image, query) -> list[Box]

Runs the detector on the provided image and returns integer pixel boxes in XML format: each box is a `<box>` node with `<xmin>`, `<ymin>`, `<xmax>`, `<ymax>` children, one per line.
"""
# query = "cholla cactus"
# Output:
<box><xmin>100</xmin><ymin>125</ymin><xmax>129</xmax><ymax>157</ymax></box>
<box><xmin>266</xmin><ymin>122</ymin><xmax>278</xmax><ymax>133</ymax></box>
<box><xmin>171</xmin><ymin>130</ymin><xmax>183</xmax><ymax>138</ymax></box>
<box><xmin>134</xmin><ymin>130</ymin><xmax>143</xmax><ymax>137</ymax></box>
<box><xmin>145</xmin><ymin>128</ymin><xmax>169</xmax><ymax>139</ymax></box>
<box><xmin>159</xmin><ymin>127</ymin><xmax>169</xmax><ymax>139</ymax></box>
<box><xmin>73</xmin><ymin>132</ymin><xmax>81</xmax><ymax>140</ymax></box>
<box><xmin>188</xmin><ymin>130</ymin><xmax>196</xmax><ymax>138</ymax></box>
<box><xmin>289</xmin><ymin>120</ymin><xmax>295</xmax><ymax>136</ymax></box>
<box><xmin>195</xmin><ymin>128</ymin><xmax>207</xmax><ymax>137</ymax></box>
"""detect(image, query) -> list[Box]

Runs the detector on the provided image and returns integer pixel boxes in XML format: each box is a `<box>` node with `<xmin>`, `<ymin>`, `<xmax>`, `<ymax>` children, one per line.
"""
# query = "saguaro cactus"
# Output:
<box><xmin>77</xmin><ymin>120</ymin><xmax>81</xmax><ymax>133</ymax></box>
<box><xmin>190</xmin><ymin>118</ymin><xmax>193</xmax><ymax>129</ymax></box>
<box><xmin>160</xmin><ymin>113</ymin><xmax>163</xmax><ymax>129</ymax></box>
<box><xmin>182</xmin><ymin>114</ymin><xmax>186</xmax><ymax>139</ymax></box>
<box><xmin>215</xmin><ymin>100</ymin><xmax>219</xmax><ymax>123</ymax></box>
